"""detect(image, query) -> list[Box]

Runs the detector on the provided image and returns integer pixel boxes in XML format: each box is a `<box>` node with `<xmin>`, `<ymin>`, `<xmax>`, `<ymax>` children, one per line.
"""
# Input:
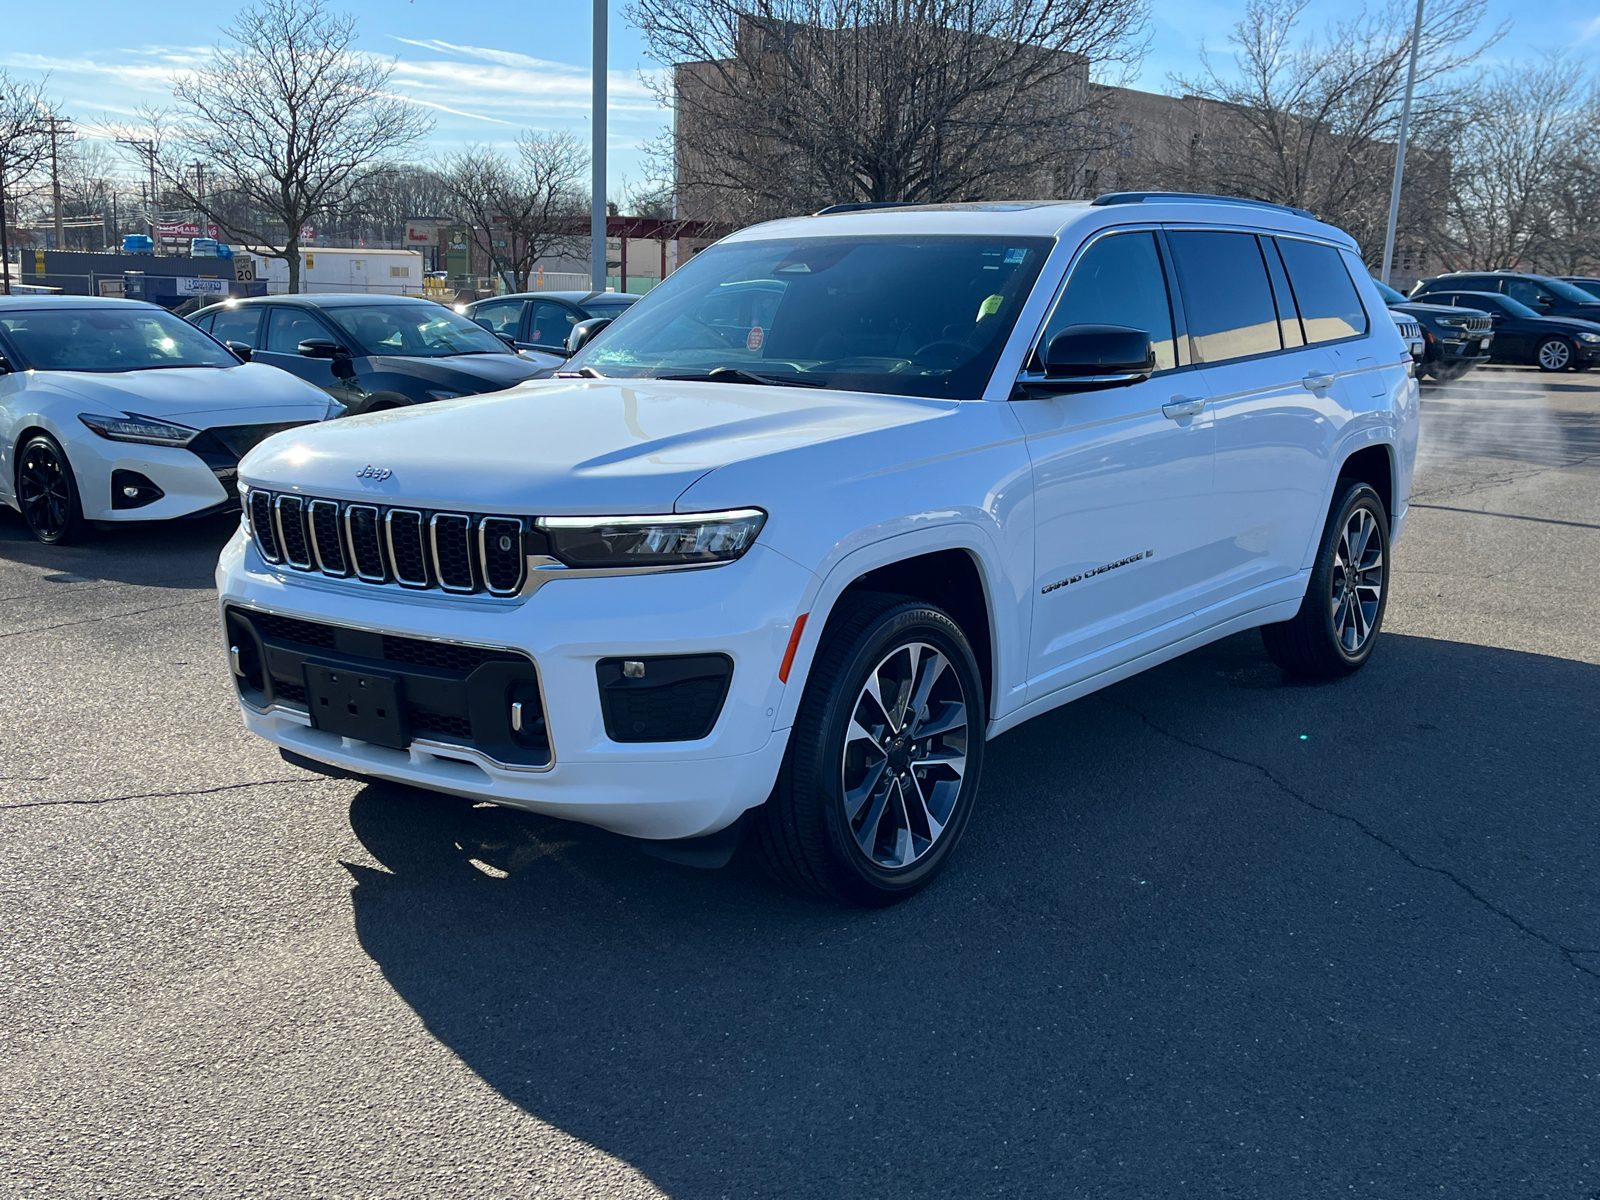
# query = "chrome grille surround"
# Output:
<box><xmin>245</xmin><ymin>489</ymin><xmax>527</xmax><ymax>597</ymax></box>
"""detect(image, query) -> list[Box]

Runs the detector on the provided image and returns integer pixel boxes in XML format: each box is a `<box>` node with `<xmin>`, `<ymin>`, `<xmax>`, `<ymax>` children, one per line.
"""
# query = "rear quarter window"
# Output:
<box><xmin>1275</xmin><ymin>239</ymin><xmax>1369</xmax><ymax>343</ymax></box>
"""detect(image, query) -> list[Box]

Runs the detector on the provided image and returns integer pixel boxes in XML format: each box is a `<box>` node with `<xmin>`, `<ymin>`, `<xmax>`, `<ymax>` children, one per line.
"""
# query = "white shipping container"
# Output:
<box><xmin>245</xmin><ymin>247</ymin><xmax>426</xmax><ymax>295</ymax></box>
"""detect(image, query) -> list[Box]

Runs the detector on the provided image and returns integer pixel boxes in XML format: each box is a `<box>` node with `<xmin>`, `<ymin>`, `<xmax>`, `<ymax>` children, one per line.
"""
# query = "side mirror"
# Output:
<box><xmin>495</xmin><ymin>331</ymin><xmax>516</xmax><ymax>347</ymax></box>
<box><xmin>297</xmin><ymin>338</ymin><xmax>350</xmax><ymax>360</ymax></box>
<box><xmin>225</xmin><ymin>341</ymin><xmax>253</xmax><ymax>363</ymax></box>
<box><xmin>566</xmin><ymin>317</ymin><xmax>612</xmax><ymax>355</ymax></box>
<box><xmin>1535</xmin><ymin>295</ymin><xmax>1554</xmax><ymax>308</ymax></box>
<box><xmin>1022</xmin><ymin>324</ymin><xmax>1154</xmax><ymax>394</ymax></box>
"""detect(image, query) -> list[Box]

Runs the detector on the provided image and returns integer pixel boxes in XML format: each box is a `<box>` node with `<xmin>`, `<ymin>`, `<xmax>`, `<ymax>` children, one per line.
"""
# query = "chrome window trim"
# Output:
<box><xmin>344</xmin><ymin>503</ymin><xmax>388</xmax><ymax>583</ymax></box>
<box><xmin>273</xmin><ymin>494</ymin><xmax>314</xmax><ymax>570</ymax></box>
<box><xmin>428</xmin><ymin>512</ymin><xmax>477</xmax><ymax>594</ymax></box>
<box><xmin>307</xmin><ymin>498</ymin><xmax>350</xmax><ymax>577</ymax></box>
<box><xmin>384</xmin><ymin>508</ymin><xmax>430</xmax><ymax>589</ymax></box>
<box><xmin>477</xmin><ymin>516</ymin><xmax>527</xmax><ymax>596</ymax></box>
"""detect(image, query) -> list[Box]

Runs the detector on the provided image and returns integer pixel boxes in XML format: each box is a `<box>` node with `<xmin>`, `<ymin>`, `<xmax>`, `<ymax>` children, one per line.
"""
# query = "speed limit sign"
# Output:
<box><xmin>234</xmin><ymin>258</ymin><xmax>256</xmax><ymax>282</ymax></box>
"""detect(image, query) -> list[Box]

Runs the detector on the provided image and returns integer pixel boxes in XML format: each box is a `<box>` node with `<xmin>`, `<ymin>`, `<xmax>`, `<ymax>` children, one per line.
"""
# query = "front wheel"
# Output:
<box><xmin>752</xmin><ymin>595</ymin><xmax>986</xmax><ymax>906</ymax></box>
<box><xmin>16</xmin><ymin>434</ymin><xmax>91</xmax><ymax>545</ymax></box>
<box><xmin>1261</xmin><ymin>482</ymin><xmax>1389</xmax><ymax>679</ymax></box>
<box><xmin>1536</xmin><ymin>337</ymin><xmax>1573</xmax><ymax>372</ymax></box>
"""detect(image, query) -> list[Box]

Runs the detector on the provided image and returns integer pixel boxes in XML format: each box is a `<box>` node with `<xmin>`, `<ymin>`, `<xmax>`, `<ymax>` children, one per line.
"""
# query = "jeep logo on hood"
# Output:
<box><xmin>356</xmin><ymin>465</ymin><xmax>393</xmax><ymax>481</ymax></box>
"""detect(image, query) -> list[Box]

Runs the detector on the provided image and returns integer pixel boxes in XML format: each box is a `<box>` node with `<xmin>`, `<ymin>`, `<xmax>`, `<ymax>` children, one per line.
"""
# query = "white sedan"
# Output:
<box><xmin>0</xmin><ymin>297</ymin><xmax>340</xmax><ymax>544</ymax></box>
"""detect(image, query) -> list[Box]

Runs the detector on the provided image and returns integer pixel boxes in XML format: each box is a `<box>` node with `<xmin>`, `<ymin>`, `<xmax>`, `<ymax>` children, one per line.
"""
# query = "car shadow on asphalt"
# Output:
<box><xmin>0</xmin><ymin>505</ymin><xmax>237</xmax><ymax>588</ymax></box>
<box><xmin>340</xmin><ymin>629</ymin><xmax>1600</xmax><ymax>1197</ymax></box>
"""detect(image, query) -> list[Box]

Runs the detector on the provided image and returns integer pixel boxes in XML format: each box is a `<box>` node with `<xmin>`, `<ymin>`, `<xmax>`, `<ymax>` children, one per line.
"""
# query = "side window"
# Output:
<box><xmin>1275</xmin><ymin>238</ymin><xmax>1369</xmax><ymax>343</ymax></box>
<box><xmin>1166</xmin><ymin>230</ymin><xmax>1281</xmax><ymax>363</ymax></box>
<box><xmin>1040</xmin><ymin>231</ymin><xmax>1177</xmax><ymax>372</ymax></box>
<box><xmin>472</xmin><ymin>299</ymin><xmax>524</xmax><ymax>337</ymax></box>
<box><xmin>1502</xmin><ymin>278</ymin><xmax>1542</xmax><ymax>307</ymax></box>
<box><xmin>191</xmin><ymin>313</ymin><xmax>215</xmax><ymax>333</ymax></box>
<box><xmin>210</xmin><ymin>307</ymin><xmax>264</xmax><ymax>349</ymax></box>
<box><xmin>264</xmin><ymin>307</ymin><xmax>333</xmax><ymax>354</ymax></box>
<box><xmin>527</xmin><ymin>301</ymin><xmax>580</xmax><ymax>348</ymax></box>
<box><xmin>1261</xmin><ymin>239</ymin><xmax>1306</xmax><ymax>348</ymax></box>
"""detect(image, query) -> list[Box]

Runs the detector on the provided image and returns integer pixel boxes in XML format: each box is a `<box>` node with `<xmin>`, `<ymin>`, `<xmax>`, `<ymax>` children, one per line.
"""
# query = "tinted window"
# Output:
<box><xmin>264</xmin><ymin>307</ymin><xmax>331</xmax><ymax>354</ymax></box>
<box><xmin>1041</xmin><ymin>231</ymin><xmax>1177</xmax><ymax>372</ymax></box>
<box><xmin>528</xmin><ymin>301</ymin><xmax>580</xmax><ymax>348</ymax></box>
<box><xmin>1262</xmin><ymin>239</ymin><xmax>1306</xmax><ymax>347</ymax></box>
<box><xmin>471</xmin><ymin>299</ymin><xmax>524</xmax><ymax>336</ymax></box>
<box><xmin>326</xmin><ymin>304</ymin><xmax>509</xmax><ymax>357</ymax></box>
<box><xmin>1503</xmin><ymin>278</ymin><xmax>1543</xmax><ymax>307</ymax></box>
<box><xmin>191</xmin><ymin>313</ymin><xmax>215</xmax><ymax>333</ymax></box>
<box><xmin>1275</xmin><ymin>238</ymin><xmax>1368</xmax><ymax>343</ymax></box>
<box><xmin>1166</xmin><ymin>230</ymin><xmax>1281</xmax><ymax>363</ymax></box>
<box><xmin>211</xmin><ymin>306</ymin><xmax>264</xmax><ymax>349</ymax></box>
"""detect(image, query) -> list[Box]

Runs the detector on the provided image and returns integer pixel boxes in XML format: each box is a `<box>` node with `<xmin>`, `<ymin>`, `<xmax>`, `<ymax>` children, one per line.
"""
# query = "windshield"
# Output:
<box><xmin>0</xmin><ymin>306</ymin><xmax>237</xmax><ymax>372</ymax></box>
<box><xmin>1373</xmin><ymin>280</ymin><xmax>1407</xmax><ymax>304</ymax></box>
<box><xmin>567</xmin><ymin>235</ymin><xmax>1054</xmax><ymax>399</ymax></box>
<box><xmin>325</xmin><ymin>304</ymin><xmax>511</xmax><ymax>358</ymax></box>
<box><xmin>1544</xmin><ymin>277</ymin><xmax>1600</xmax><ymax>304</ymax></box>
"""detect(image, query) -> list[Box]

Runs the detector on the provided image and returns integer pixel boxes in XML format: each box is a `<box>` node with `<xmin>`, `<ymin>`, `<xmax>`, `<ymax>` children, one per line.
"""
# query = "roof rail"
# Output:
<box><xmin>1090</xmin><ymin>192</ymin><xmax>1316</xmax><ymax>221</ymax></box>
<box><xmin>813</xmin><ymin>201</ymin><xmax>924</xmax><ymax>216</ymax></box>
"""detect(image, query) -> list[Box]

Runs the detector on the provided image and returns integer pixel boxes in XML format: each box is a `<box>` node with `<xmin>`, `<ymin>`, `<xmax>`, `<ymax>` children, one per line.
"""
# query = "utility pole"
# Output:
<box><xmin>1381</xmin><ymin>0</ymin><xmax>1425</xmax><ymax>286</ymax></box>
<box><xmin>48</xmin><ymin>111</ymin><xmax>65</xmax><ymax>252</ymax></box>
<box><xmin>116</xmin><ymin>137</ymin><xmax>160</xmax><ymax>255</ymax></box>
<box><xmin>193</xmin><ymin>161</ymin><xmax>205</xmax><ymax>250</ymax></box>
<box><xmin>591</xmin><ymin>0</ymin><xmax>607</xmax><ymax>293</ymax></box>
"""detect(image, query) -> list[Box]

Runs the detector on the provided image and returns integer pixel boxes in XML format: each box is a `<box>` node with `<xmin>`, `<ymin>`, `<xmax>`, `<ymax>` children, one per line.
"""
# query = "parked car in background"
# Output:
<box><xmin>461</xmin><ymin>291</ymin><xmax>645</xmax><ymax>369</ymax></box>
<box><xmin>1389</xmin><ymin>311</ymin><xmax>1425</xmax><ymax>364</ymax></box>
<box><xmin>220</xmin><ymin>193</ymin><xmax>1417</xmax><ymax>905</ymax></box>
<box><xmin>1412</xmin><ymin>270</ymin><xmax>1600</xmax><ymax>322</ymax></box>
<box><xmin>189</xmin><ymin>295</ymin><xmax>547</xmax><ymax>415</ymax></box>
<box><xmin>1416</xmin><ymin>290</ymin><xmax>1600</xmax><ymax>372</ymax></box>
<box><xmin>0</xmin><ymin>297</ymin><xmax>337</xmax><ymax>545</ymax></box>
<box><xmin>1372</xmin><ymin>279</ymin><xmax>1492</xmax><ymax>381</ymax></box>
<box><xmin>1559</xmin><ymin>277</ymin><xmax>1600</xmax><ymax>300</ymax></box>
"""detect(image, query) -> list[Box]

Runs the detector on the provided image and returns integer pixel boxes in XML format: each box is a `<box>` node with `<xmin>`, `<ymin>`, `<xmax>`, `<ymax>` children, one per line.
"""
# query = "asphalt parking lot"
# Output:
<box><xmin>2</xmin><ymin>365</ymin><xmax>1597</xmax><ymax>1199</ymax></box>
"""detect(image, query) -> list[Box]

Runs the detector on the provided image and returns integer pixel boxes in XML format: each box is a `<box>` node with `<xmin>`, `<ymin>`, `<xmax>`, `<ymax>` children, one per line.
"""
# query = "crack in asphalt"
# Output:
<box><xmin>0</xmin><ymin>597</ymin><xmax>212</xmax><ymax>641</ymax></box>
<box><xmin>1409</xmin><ymin>503</ymin><xmax>1600</xmax><ymax>532</ymax></box>
<box><xmin>0</xmin><ymin>778</ymin><xmax>328</xmax><ymax>813</ymax></box>
<box><xmin>1116</xmin><ymin>702</ymin><xmax>1600</xmax><ymax>982</ymax></box>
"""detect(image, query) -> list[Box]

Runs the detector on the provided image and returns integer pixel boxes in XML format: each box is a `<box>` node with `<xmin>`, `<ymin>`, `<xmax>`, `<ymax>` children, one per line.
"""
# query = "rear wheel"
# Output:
<box><xmin>1261</xmin><ymin>482</ymin><xmax>1389</xmax><ymax>679</ymax></box>
<box><xmin>752</xmin><ymin>594</ymin><xmax>985</xmax><ymax>906</ymax></box>
<box><xmin>1536</xmin><ymin>337</ymin><xmax>1573</xmax><ymax>372</ymax></box>
<box><xmin>16</xmin><ymin>434</ymin><xmax>90</xmax><ymax>545</ymax></box>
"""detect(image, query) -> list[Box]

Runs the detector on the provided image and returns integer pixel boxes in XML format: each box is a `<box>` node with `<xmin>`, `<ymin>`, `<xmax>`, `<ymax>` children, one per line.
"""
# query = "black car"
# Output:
<box><xmin>461</xmin><ymin>290</ymin><xmax>644</xmax><ymax>367</ymax></box>
<box><xmin>1372</xmin><ymin>279</ymin><xmax>1493</xmax><ymax>381</ymax></box>
<box><xmin>189</xmin><ymin>294</ymin><xmax>547</xmax><ymax>414</ymax></box>
<box><xmin>1412</xmin><ymin>270</ymin><xmax>1600</xmax><ymax>322</ymax></box>
<box><xmin>1419</xmin><ymin>290</ymin><xmax>1600</xmax><ymax>372</ymax></box>
<box><xmin>1560</xmin><ymin>277</ymin><xmax>1600</xmax><ymax>300</ymax></box>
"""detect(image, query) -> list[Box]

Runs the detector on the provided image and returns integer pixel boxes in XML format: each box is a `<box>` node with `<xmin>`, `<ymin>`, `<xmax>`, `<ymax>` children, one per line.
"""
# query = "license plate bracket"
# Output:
<box><xmin>303</xmin><ymin>662</ymin><xmax>406</xmax><ymax>749</ymax></box>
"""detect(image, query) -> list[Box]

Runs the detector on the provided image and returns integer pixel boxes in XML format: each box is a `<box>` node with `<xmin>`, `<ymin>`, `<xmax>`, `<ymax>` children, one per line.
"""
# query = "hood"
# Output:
<box><xmin>239</xmin><ymin>377</ymin><xmax>958</xmax><ymax>514</ymax></box>
<box><xmin>28</xmin><ymin>362</ymin><xmax>335</xmax><ymax>425</ymax></box>
<box><xmin>370</xmin><ymin>351</ymin><xmax>544</xmax><ymax>392</ymax></box>
<box><xmin>1391</xmin><ymin>300</ymin><xmax>1489</xmax><ymax>319</ymax></box>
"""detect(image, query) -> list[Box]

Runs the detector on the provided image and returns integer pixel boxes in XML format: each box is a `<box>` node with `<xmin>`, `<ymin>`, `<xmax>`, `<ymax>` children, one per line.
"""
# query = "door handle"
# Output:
<box><xmin>1162</xmin><ymin>397</ymin><xmax>1206</xmax><ymax>420</ymax></box>
<box><xmin>1302</xmin><ymin>371</ymin><xmax>1333</xmax><ymax>393</ymax></box>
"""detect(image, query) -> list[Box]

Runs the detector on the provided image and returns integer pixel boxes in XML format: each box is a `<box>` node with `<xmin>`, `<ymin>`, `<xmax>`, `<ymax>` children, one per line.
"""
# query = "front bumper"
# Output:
<box><xmin>64</xmin><ymin>426</ymin><xmax>232</xmax><ymax>522</ymax></box>
<box><xmin>1424</xmin><ymin>329</ymin><xmax>1493</xmax><ymax>365</ymax></box>
<box><xmin>216</xmin><ymin>530</ymin><xmax>814</xmax><ymax>840</ymax></box>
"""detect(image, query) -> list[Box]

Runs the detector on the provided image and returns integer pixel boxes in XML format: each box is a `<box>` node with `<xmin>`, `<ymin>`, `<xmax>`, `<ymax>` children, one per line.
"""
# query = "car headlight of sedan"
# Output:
<box><xmin>78</xmin><ymin>411</ymin><xmax>200</xmax><ymax>447</ymax></box>
<box><xmin>538</xmin><ymin>509</ymin><xmax>767</xmax><ymax>569</ymax></box>
<box><xmin>1577</xmin><ymin>332</ymin><xmax>1600</xmax><ymax>344</ymax></box>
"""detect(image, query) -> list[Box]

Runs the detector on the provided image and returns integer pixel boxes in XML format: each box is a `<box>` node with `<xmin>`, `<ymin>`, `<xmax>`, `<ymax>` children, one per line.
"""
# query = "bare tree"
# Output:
<box><xmin>1446</xmin><ymin>55</ymin><xmax>1595</xmax><ymax>272</ymax></box>
<box><xmin>441</xmin><ymin>132</ymin><xmax>588</xmax><ymax>291</ymax></box>
<box><xmin>126</xmin><ymin>0</ymin><xmax>431</xmax><ymax>291</ymax></box>
<box><xmin>640</xmin><ymin>0</ymin><xmax>1151</xmax><ymax>223</ymax></box>
<box><xmin>1171</xmin><ymin>0</ymin><xmax>1498</xmax><ymax>262</ymax></box>
<box><xmin>0</xmin><ymin>72</ymin><xmax>53</xmax><ymax>294</ymax></box>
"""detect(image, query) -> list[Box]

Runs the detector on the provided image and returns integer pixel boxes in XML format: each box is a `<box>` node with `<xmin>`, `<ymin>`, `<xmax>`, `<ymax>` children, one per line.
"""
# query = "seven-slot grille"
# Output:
<box><xmin>247</xmin><ymin>489</ymin><xmax>530</xmax><ymax>595</ymax></box>
<box><xmin>1462</xmin><ymin>315</ymin><xmax>1492</xmax><ymax>334</ymax></box>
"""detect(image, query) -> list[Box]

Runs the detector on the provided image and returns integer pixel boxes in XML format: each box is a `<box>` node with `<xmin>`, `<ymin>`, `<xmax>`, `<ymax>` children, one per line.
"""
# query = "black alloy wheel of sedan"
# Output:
<box><xmin>16</xmin><ymin>434</ymin><xmax>90</xmax><ymax>545</ymax></box>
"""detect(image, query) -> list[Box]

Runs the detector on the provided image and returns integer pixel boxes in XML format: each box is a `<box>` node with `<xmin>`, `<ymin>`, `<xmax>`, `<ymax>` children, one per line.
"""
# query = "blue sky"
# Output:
<box><xmin>2</xmin><ymin>0</ymin><xmax>1596</xmax><ymax>199</ymax></box>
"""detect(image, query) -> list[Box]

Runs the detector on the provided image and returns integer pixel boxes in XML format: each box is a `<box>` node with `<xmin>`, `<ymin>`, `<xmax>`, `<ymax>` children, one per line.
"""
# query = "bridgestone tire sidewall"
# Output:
<box><xmin>802</xmin><ymin>603</ymin><xmax>986</xmax><ymax>904</ymax></box>
<box><xmin>1315</xmin><ymin>484</ymin><xmax>1390</xmax><ymax>670</ymax></box>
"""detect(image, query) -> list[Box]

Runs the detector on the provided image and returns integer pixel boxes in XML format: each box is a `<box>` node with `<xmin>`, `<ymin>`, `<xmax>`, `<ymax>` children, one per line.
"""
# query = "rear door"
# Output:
<box><xmin>208</xmin><ymin>305</ymin><xmax>266</xmax><ymax>352</ymax></box>
<box><xmin>1014</xmin><ymin>227</ymin><xmax>1217</xmax><ymax>699</ymax></box>
<box><xmin>470</xmin><ymin>298</ymin><xmax>526</xmax><ymax>344</ymax></box>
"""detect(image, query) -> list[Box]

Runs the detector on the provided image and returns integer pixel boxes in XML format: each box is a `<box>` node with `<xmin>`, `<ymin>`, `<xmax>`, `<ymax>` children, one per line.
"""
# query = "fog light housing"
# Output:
<box><xmin>111</xmin><ymin>470</ymin><xmax>165</xmax><ymax>510</ymax></box>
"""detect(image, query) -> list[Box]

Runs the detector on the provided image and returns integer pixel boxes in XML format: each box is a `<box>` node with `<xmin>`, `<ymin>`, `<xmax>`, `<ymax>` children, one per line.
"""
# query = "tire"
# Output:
<box><xmin>752</xmin><ymin>594</ymin><xmax>986</xmax><ymax>906</ymax></box>
<box><xmin>1261</xmin><ymin>482</ymin><xmax>1390</xmax><ymax>679</ymax></box>
<box><xmin>1536</xmin><ymin>337</ymin><xmax>1573</xmax><ymax>372</ymax></box>
<box><xmin>15</xmin><ymin>434</ymin><xmax>91</xmax><ymax>545</ymax></box>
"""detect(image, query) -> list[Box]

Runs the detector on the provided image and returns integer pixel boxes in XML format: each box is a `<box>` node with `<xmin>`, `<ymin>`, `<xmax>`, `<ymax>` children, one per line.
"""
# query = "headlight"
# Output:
<box><xmin>538</xmin><ymin>508</ymin><xmax>767</xmax><ymax>569</ymax></box>
<box><xmin>1435</xmin><ymin>316</ymin><xmax>1467</xmax><ymax>328</ymax></box>
<box><xmin>78</xmin><ymin>412</ymin><xmax>200</xmax><ymax>447</ymax></box>
<box><xmin>1578</xmin><ymin>332</ymin><xmax>1600</xmax><ymax>344</ymax></box>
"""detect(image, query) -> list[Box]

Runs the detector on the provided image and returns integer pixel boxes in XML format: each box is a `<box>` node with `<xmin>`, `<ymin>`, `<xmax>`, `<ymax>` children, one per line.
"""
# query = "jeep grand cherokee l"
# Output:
<box><xmin>218</xmin><ymin>193</ymin><xmax>1417</xmax><ymax>906</ymax></box>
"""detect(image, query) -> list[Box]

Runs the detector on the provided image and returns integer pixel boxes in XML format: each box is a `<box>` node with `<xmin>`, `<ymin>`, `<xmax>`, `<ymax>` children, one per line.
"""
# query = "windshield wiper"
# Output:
<box><xmin>661</xmin><ymin>366</ymin><xmax>823</xmax><ymax>388</ymax></box>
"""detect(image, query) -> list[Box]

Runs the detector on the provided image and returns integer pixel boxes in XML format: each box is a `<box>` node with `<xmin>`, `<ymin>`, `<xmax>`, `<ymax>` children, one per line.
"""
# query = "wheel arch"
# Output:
<box><xmin>1336</xmin><ymin>442</ymin><xmax>1395</xmax><ymax>532</ymax></box>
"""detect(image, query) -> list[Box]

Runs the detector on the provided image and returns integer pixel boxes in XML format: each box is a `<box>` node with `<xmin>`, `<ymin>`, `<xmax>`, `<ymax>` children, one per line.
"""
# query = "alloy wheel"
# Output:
<box><xmin>17</xmin><ymin>440</ymin><xmax>73</xmax><ymax>541</ymax></box>
<box><xmin>1538</xmin><ymin>338</ymin><xmax>1572</xmax><ymax>371</ymax></box>
<box><xmin>840</xmin><ymin>641</ymin><xmax>969</xmax><ymax>870</ymax></box>
<box><xmin>1329</xmin><ymin>507</ymin><xmax>1384</xmax><ymax>655</ymax></box>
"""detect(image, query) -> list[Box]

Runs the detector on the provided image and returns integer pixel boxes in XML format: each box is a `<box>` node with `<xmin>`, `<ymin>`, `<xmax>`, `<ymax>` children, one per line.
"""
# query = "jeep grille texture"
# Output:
<box><xmin>246</xmin><ymin>489</ymin><xmax>536</xmax><ymax>596</ymax></box>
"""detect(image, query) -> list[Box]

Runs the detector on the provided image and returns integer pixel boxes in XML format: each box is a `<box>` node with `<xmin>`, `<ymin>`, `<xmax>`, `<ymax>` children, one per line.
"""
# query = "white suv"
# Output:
<box><xmin>219</xmin><ymin>194</ymin><xmax>1418</xmax><ymax>906</ymax></box>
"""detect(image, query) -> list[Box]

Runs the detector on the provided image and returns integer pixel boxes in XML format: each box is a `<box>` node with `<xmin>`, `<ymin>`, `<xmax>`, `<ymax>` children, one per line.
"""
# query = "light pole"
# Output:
<box><xmin>1381</xmin><ymin>0</ymin><xmax>1425</xmax><ymax>286</ymax></box>
<box><xmin>592</xmin><ymin>0</ymin><xmax>607</xmax><ymax>293</ymax></box>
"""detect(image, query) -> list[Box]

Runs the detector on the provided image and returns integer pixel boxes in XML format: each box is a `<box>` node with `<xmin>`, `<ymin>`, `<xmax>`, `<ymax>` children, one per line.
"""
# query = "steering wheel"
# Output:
<box><xmin>911</xmin><ymin>340</ymin><xmax>970</xmax><ymax>365</ymax></box>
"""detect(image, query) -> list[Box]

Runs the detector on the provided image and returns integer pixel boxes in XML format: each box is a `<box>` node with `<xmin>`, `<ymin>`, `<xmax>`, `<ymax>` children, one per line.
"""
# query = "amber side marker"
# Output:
<box><xmin>778</xmin><ymin>613</ymin><xmax>809</xmax><ymax>683</ymax></box>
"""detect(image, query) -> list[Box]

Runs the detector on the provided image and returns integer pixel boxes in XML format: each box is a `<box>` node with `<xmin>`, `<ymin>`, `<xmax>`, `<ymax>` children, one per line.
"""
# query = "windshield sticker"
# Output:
<box><xmin>1004</xmin><ymin>248</ymin><xmax>1028</xmax><ymax>264</ymax></box>
<box><xmin>977</xmin><ymin>294</ymin><xmax>1004</xmax><ymax>320</ymax></box>
<box><xmin>1042</xmin><ymin>550</ymin><xmax>1154</xmax><ymax>595</ymax></box>
<box><xmin>747</xmin><ymin>325</ymin><xmax>765</xmax><ymax>352</ymax></box>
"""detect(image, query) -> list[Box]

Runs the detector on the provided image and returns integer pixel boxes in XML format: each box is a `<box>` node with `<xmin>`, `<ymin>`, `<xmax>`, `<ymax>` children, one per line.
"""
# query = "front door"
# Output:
<box><xmin>1015</xmin><ymin>228</ymin><xmax>1216</xmax><ymax>701</ymax></box>
<box><xmin>254</xmin><ymin>307</ymin><xmax>363</xmax><ymax>407</ymax></box>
